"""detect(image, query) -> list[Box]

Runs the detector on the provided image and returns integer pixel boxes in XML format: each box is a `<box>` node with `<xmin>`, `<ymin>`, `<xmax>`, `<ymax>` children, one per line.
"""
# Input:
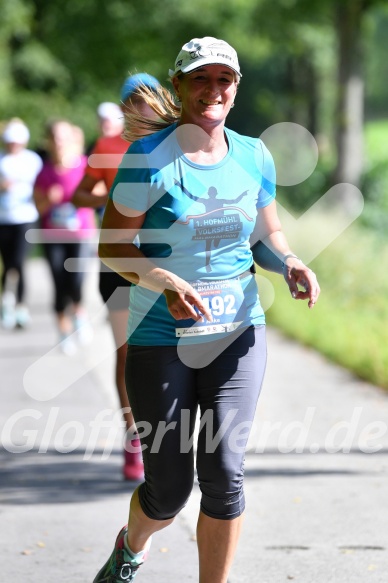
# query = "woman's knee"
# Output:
<box><xmin>197</xmin><ymin>461</ymin><xmax>245</xmax><ymax>520</ymax></box>
<box><xmin>139</xmin><ymin>470</ymin><xmax>194</xmax><ymax>520</ymax></box>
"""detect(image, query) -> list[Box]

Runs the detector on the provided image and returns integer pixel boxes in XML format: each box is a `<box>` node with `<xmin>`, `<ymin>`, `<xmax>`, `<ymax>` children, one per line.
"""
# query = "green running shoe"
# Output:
<box><xmin>93</xmin><ymin>526</ymin><xmax>148</xmax><ymax>582</ymax></box>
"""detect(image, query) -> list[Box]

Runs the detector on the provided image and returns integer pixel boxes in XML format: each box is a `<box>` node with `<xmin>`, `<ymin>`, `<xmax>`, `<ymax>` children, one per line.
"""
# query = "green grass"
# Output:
<box><xmin>261</xmin><ymin>219</ymin><xmax>388</xmax><ymax>389</ymax></box>
<box><xmin>260</xmin><ymin>118</ymin><xmax>388</xmax><ymax>389</ymax></box>
<box><xmin>365</xmin><ymin>118</ymin><xmax>388</xmax><ymax>166</ymax></box>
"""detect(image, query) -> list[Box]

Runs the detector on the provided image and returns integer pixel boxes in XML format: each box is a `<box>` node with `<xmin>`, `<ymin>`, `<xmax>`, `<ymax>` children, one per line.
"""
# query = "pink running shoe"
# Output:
<box><xmin>123</xmin><ymin>437</ymin><xmax>144</xmax><ymax>481</ymax></box>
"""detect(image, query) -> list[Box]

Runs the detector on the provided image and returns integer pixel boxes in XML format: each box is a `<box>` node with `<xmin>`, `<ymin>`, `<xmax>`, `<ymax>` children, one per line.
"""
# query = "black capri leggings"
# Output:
<box><xmin>0</xmin><ymin>222</ymin><xmax>33</xmax><ymax>303</ymax></box>
<box><xmin>43</xmin><ymin>241</ymin><xmax>86</xmax><ymax>313</ymax></box>
<box><xmin>125</xmin><ymin>325</ymin><xmax>267</xmax><ymax>521</ymax></box>
<box><xmin>98</xmin><ymin>262</ymin><xmax>131</xmax><ymax>311</ymax></box>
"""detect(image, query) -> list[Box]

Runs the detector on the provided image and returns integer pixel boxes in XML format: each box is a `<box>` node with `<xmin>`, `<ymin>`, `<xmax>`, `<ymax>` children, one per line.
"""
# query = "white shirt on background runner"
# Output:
<box><xmin>0</xmin><ymin>149</ymin><xmax>43</xmax><ymax>224</ymax></box>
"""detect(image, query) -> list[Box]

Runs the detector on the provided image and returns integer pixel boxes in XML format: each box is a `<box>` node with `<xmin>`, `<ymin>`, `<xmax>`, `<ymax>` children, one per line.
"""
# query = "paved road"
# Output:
<box><xmin>1</xmin><ymin>258</ymin><xmax>387</xmax><ymax>582</ymax></box>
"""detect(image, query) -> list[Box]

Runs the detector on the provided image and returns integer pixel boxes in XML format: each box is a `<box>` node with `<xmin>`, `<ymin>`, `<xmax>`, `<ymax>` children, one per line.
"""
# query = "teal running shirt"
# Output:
<box><xmin>110</xmin><ymin>123</ymin><xmax>276</xmax><ymax>345</ymax></box>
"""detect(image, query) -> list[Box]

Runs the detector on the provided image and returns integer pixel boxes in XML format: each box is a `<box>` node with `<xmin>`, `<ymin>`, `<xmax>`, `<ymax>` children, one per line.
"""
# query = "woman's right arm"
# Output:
<box><xmin>72</xmin><ymin>174</ymin><xmax>109</xmax><ymax>209</ymax></box>
<box><xmin>99</xmin><ymin>199</ymin><xmax>212</xmax><ymax>322</ymax></box>
<box><xmin>34</xmin><ymin>182</ymin><xmax>66</xmax><ymax>215</ymax></box>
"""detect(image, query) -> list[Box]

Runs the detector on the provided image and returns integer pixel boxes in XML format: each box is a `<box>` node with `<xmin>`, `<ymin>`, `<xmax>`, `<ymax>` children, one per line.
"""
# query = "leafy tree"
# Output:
<box><xmin>331</xmin><ymin>0</ymin><xmax>387</xmax><ymax>192</ymax></box>
<box><xmin>0</xmin><ymin>0</ymin><xmax>387</xmax><ymax>197</ymax></box>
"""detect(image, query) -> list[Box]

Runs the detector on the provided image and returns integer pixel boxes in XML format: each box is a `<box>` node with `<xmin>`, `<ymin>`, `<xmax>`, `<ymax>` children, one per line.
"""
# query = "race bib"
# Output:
<box><xmin>48</xmin><ymin>203</ymin><xmax>80</xmax><ymax>230</ymax></box>
<box><xmin>175</xmin><ymin>277</ymin><xmax>248</xmax><ymax>338</ymax></box>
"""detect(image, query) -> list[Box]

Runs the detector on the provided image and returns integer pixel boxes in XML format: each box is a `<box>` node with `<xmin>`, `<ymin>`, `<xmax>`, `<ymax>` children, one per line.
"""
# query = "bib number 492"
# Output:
<box><xmin>201</xmin><ymin>294</ymin><xmax>236</xmax><ymax>317</ymax></box>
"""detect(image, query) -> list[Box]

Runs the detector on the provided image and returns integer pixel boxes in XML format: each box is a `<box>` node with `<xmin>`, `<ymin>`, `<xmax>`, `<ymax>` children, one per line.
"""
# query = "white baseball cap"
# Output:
<box><xmin>169</xmin><ymin>37</ymin><xmax>241</xmax><ymax>78</ymax></box>
<box><xmin>97</xmin><ymin>102</ymin><xmax>123</xmax><ymax>122</ymax></box>
<box><xmin>2</xmin><ymin>120</ymin><xmax>30</xmax><ymax>144</ymax></box>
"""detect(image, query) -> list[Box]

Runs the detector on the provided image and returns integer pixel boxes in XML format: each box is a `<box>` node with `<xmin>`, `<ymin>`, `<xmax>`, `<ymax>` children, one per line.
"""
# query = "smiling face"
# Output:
<box><xmin>172</xmin><ymin>65</ymin><xmax>238</xmax><ymax>130</ymax></box>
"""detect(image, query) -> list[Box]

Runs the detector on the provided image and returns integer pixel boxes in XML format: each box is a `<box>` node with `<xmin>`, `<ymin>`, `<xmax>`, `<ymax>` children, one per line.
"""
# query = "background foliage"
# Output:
<box><xmin>1</xmin><ymin>0</ymin><xmax>387</xmax><ymax>149</ymax></box>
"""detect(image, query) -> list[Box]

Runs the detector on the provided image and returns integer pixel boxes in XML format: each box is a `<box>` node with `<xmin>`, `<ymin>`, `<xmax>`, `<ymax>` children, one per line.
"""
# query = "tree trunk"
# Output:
<box><xmin>333</xmin><ymin>0</ymin><xmax>365</xmax><ymax>192</ymax></box>
<box><xmin>287</xmin><ymin>55</ymin><xmax>318</xmax><ymax>136</ymax></box>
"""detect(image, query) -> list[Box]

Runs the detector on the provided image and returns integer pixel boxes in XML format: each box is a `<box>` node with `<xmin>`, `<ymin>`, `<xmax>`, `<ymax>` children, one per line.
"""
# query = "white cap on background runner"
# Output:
<box><xmin>2</xmin><ymin>120</ymin><xmax>30</xmax><ymax>144</ymax></box>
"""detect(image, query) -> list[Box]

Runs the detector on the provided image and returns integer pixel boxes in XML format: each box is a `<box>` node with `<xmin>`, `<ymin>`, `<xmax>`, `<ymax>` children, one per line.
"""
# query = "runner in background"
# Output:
<box><xmin>0</xmin><ymin>119</ymin><xmax>42</xmax><ymax>329</ymax></box>
<box><xmin>97</xmin><ymin>101</ymin><xmax>124</xmax><ymax>138</ymax></box>
<box><xmin>86</xmin><ymin>102</ymin><xmax>125</xmax><ymax>221</ymax></box>
<box><xmin>33</xmin><ymin>120</ymin><xmax>96</xmax><ymax>355</ymax></box>
<box><xmin>72</xmin><ymin>73</ymin><xmax>160</xmax><ymax>481</ymax></box>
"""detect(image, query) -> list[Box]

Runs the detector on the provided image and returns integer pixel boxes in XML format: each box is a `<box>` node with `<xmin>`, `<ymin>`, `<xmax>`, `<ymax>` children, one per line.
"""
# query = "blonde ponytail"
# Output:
<box><xmin>123</xmin><ymin>83</ymin><xmax>181</xmax><ymax>142</ymax></box>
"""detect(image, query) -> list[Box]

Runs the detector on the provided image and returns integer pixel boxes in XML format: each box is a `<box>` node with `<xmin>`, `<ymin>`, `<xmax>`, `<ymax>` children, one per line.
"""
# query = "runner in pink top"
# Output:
<box><xmin>36</xmin><ymin>156</ymin><xmax>94</xmax><ymax>238</ymax></box>
<box><xmin>34</xmin><ymin>120</ymin><xmax>96</xmax><ymax>354</ymax></box>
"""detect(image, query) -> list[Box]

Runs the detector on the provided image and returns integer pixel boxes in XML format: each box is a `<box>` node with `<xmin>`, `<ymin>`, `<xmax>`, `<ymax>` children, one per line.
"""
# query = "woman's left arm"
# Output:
<box><xmin>251</xmin><ymin>200</ymin><xmax>320</xmax><ymax>309</ymax></box>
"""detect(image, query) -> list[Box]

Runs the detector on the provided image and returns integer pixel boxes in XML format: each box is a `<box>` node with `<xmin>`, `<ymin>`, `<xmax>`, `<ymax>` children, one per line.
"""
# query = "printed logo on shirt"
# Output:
<box><xmin>174</xmin><ymin>179</ymin><xmax>254</xmax><ymax>272</ymax></box>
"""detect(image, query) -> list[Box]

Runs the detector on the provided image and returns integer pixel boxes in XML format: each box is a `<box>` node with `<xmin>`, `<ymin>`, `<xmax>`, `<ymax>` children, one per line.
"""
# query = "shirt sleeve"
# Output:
<box><xmin>33</xmin><ymin>152</ymin><xmax>43</xmax><ymax>177</ymax></box>
<box><xmin>256</xmin><ymin>140</ymin><xmax>276</xmax><ymax>208</ymax></box>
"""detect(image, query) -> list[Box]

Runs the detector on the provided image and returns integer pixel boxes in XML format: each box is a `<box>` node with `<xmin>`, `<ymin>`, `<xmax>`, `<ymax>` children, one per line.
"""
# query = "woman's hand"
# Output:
<box><xmin>163</xmin><ymin>277</ymin><xmax>212</xmax><ymax>322</ymax></box>
<box><xmin>283</xmin><ymin>258</ymin><xmax>320</xmax><ymax>309</ymax></box>
<box><xmin>0</xmin><ymin>178</ymin><xmax>13</xmax><ymax>192</ymax></box>
<box><xmin>47</xmin><ymin>184</ymin><xmax>64</xmax><ymax>205</ymax></box>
